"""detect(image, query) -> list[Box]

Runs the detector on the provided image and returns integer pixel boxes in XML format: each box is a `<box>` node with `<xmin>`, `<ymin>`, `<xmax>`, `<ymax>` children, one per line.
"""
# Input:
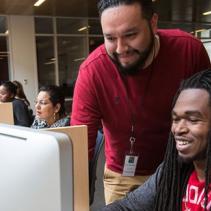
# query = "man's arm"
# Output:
<box><xmin>71</xmin><ymin>67</ymin><xmax>102</xmax><ymax>159</ymax></box>
<box><xmin>101</xmin><ymin>164</ymin><xmax>163</xmax><ymax>211</ymax></box>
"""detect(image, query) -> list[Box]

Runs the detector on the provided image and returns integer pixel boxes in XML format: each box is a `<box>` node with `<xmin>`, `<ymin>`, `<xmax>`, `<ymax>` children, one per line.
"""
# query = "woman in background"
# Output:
<box><xmin>31</xmin><ymin>85</ymin><xmax>70</xmax><ymax>129</ymax></box>
<box><xmin>0</xmin><ymin>81</ymin><xmax>31</xmax><ymax>126</ymax></box>
<box><xmin>13</xmin><ymin>80</ymin><xmax>34</xmax><ymax>123</ymax></box>
<box><xmin>13</xmin><ymin>81</ymin><xmax>30</xmax><ymax>106</ymax></box>
<box><xmin>12</xmin><ymin>80</ymin><xmax>30</xmax><ymax>107</ymax></box>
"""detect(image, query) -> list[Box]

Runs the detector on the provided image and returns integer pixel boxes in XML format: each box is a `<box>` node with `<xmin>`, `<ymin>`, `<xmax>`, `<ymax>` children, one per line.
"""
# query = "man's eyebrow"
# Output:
<box><xmin>172</xmin><ymin>110</ymin><xmax>203</xmax><ymax>117</ymax></box>
<box><xmin>122</xmin><ymin>28</ymin><xmax>139</xmax><ymax>35</ymax></box>
<box><xmin>103</xmin><ymin>33</ymin><xmax>112</xmax><ymax>37</ymax></box>
<box><xmin>185</xmin><ymin>111</ymin><xmax>202</xmax><ymax>116</ymax></box>
<box><xmin>103</xmin><ymin>27</ymin><xmax>138</xmax><ymax>37</ymax></box>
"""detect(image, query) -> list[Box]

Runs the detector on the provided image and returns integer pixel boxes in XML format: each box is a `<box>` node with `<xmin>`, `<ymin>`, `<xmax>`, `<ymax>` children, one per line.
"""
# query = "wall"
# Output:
<box><xmin>8</xmin><ymin>15</ymin><xmax>38</xmax><ymax>109</ymax></box>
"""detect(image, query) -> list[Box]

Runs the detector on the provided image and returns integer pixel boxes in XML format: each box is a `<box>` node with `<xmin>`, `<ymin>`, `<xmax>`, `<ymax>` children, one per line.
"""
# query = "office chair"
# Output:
<box><xmin>89</xmin><ymin>130</ymin><xmax>104</xmax><ymax>205</ymax></box>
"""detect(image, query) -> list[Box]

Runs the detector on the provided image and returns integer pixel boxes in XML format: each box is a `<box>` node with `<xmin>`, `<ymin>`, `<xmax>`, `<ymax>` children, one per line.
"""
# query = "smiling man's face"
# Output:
<box><xmin>101</xmin><ymin>3</ymin><xmax>157</xmax><ymax>75</ymax></box>
<box><xmin>171</xmin><ymin>88</ymin><xmax>211</xmax><ymax>163</ymax></box>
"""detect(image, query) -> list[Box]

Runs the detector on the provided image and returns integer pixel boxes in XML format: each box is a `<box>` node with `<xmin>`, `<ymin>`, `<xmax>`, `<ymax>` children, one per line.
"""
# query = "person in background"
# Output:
<box><xmin>0</xmin><ymin>81</ymin><xmax>31</xmax><ymax>127</ymax></box>
<box><xmin>12</xmin><ymin>80</ymin><xmax>30</xmax><ymax>108</ymax></box>
<box><xmin>71</xmin><ymin>0</ymin><xmax>211</xmax><ymax>204</ymax></box>
<box><xmin>31</xmin><ymin>85</ymin><xmax>70</xmax><ymax>129</ymax></box>
<box><xmin>101</xmin><ymin>69</ymin><xmax>211</xmax><ymax>211</ymax></box>
<box><xmin>12</xmin><ymin>80</ymin><xmax>34</xmax><ymax>123</ymax></box>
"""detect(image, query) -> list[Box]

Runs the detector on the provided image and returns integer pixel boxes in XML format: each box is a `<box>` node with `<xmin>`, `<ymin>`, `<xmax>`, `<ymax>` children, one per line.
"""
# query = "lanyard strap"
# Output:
<box><xmin>129</xmin><ymin>134</ymin><xmax>136</xmax><ymax>154</ymax></box>
<box><xmin>122</xmin><ymin>37</ymin><xmax>157</xmax><ymax>154</ymax></box>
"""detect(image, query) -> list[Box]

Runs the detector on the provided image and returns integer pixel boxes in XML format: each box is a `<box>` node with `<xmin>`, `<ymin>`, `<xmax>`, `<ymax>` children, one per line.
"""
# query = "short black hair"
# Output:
<box><xmin>1</xmin><ymin>81</ymin><xmax>17</xmax><ymax>96</ymax></box>
<box><xmin>175</xmin><ymin>68</ymin><xmax>211</xmax><ymax>106</ymax></box>
<box><xmin>97</xmin><ymin>0</ymin><xmax>154</xmax><ymax>20</ymax></box>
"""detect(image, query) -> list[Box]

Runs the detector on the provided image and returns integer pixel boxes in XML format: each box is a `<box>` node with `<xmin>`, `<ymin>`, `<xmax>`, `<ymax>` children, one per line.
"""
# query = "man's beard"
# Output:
<box><xmin>111</xmin><ymin>27</ymin><xmax>155</xmax><ymax>76</ymax></box>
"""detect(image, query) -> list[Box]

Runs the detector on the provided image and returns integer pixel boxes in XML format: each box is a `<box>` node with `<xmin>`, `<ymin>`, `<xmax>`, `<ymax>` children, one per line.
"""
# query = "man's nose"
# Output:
<box><xmin>116</xmin><ymin>38</ymin><xmax>128</xmax><ymax>54</ymax></box>
<box><xmin>172</xmin><ymin>120</ymin><xmax>189</xmax><ymax>135</ymax></box>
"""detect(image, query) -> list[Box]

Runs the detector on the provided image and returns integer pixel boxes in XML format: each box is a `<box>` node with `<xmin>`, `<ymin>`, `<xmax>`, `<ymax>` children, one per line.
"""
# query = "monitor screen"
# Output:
<box><xmin>0</xmin><ymin>124</ymin><xmax>73</xmax><ymax>211</ymax></box>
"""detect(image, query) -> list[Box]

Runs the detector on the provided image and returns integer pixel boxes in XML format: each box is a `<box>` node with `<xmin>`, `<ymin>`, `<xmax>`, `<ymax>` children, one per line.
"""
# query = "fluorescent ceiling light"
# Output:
<box><xmin>44</xmin><ymin>61</ymin><xmax>55</xmax><ymax>65</ymax></box>
<box><xmin>190</xmin><ymin>29</ymin><xmax>207</xmax><ymax>34</ymax></box>
<box><xmin>34</xmin><ymin>0</ymin><xmax>46</xmax><ymax>7</ymax></box>
<box><xmin>78</xmin><ymin>26</ymin><xmax>90</xmax><ymax>32</ymax></box>
<box><xmin>203</xmin><ymin>11</ymin><xmax>211</xmax><ymax>16</ymax></box>
<box><xmin>195</xmin><ymin>29</ymin><xmax>206</xmax><ymax>33</ymax></box>
<box><xmin>73</xmin><ymin>57</ymin><xmax>85</xmax><ymax>62</ymax></box>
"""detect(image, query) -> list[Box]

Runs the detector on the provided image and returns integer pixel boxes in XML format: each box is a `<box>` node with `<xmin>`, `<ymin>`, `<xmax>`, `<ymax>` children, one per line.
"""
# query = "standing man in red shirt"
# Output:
<box><xmin>71</xmin><ymin>0</ymin><xmax>211</xmax><ymax>204</ymax></box>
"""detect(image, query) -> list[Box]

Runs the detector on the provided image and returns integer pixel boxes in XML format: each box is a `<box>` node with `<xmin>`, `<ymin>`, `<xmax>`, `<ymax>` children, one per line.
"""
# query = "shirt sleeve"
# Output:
<box><xmin>100</xmin><ymin>164</ymin><xmax>163</xmax><ymax>211</ymax></box>
<box><xmin>71</xmin><ymin>67</ymin><xmax>102</xmax><ymax>159</ymax></box>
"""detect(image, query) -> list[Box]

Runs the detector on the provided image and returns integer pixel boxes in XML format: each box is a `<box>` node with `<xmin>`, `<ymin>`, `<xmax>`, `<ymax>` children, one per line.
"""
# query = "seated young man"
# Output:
<box><xmin>101</xmin><ymin>69</ymin><xmax>211</xmax><ymax>210</ymax></box>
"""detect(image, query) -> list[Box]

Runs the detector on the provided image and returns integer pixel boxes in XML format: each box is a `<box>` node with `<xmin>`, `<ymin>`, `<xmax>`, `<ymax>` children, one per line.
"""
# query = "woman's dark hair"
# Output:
<box><xmin>97</xmin><ymin>0</ymin><xmax>154</xmax><ymax>20</ymax></box>
<box><xmin>13</xmin><ymin>80</ymin><xmax>30</xmax><ymax>106</ymax></box>
<box><xmin>39</xmin><ymin>85</ymin><xmax>66</xmax><ymax>117</ymax></box>
<box><xmin>1</xmin><ymin>81</ymin><xmax>17</xmax><ymax>97</ymax></box>
<box><xmin>154</xmin><ymin>69</ymin><xmax>211</xmax><ymax>210</ymax></box>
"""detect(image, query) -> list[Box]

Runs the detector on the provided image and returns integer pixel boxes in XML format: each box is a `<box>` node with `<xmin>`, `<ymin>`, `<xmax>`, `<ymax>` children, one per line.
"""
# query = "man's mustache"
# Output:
<box><xmin>113</xmin><ymin>49</ymin><xmax>141</xmax><ymax>58</ymax></box>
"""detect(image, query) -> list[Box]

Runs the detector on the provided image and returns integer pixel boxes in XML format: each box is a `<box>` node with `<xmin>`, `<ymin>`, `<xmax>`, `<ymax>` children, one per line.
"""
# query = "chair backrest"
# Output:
<box><xmin>89</xmin><ymin>130</ymin><xmax>104</xmax><ymax>205</ymax></box>
<box><xmin>0</xmin><ymin>102</ymin><xmax>14</xmax><ymax>124</ymax></box>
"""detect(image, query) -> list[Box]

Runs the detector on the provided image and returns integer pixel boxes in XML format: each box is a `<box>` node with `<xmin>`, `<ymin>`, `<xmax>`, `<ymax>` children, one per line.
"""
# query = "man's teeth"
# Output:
<box><xmin>178</xmin><ymin>140</ymin><xmax>189</xmax><ymax>145</ymax></box>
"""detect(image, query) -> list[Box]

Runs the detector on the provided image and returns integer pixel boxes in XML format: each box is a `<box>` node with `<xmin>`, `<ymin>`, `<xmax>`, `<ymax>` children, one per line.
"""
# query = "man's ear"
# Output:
<box><xmin>150</xmin><ymin>13</ymin><xmax>158</xmax><ymax>34</ymax></box>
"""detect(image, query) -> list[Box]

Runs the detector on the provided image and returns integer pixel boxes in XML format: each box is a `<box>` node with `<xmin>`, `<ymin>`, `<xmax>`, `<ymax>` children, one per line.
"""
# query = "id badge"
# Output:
<box><xmin>122</xmin><ymin>154</ymin><xmax>139</xmax><ymax>176</ymax></box>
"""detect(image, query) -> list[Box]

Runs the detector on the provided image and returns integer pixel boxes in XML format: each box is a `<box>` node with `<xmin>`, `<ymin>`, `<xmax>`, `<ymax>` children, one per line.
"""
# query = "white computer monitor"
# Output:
<box><xmin>0</xmin><ymin>124</ymin><xmax>73</xmax><ymax>211</ymax></box>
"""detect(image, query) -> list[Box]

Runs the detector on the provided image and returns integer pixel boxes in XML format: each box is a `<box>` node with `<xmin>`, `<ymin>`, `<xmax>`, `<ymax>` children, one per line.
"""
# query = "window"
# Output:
<box><xmin>35</xmin><ymin>16</ymin><xmax>103</xmax><ymax>103</ymax></box>
<box><xmin>56</xmin><ymin>18</ymin><xmax>88</xmax><ymax>35</ymax></box>
<box><xmin>35</xmin><ymin>17</ymin><xmax>53</xmax><ymax>34</ymax></box>
<box><xmin>57</xmin><ymin>36</ymin><xmax>88</xmax><ymax>97</ymax></box>
<box><xmin>36</xmin><ymin>36</ymin><xmax>55</xmax><ymax>86</ymax></box>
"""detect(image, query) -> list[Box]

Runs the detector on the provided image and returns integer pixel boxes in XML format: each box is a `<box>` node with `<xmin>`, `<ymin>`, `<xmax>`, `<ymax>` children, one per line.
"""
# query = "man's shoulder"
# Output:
<box><xmin>157</xmin><ymin>29</ymin><xmax>201</xmax><ymax>44</ymax></box>
<box><xmin>78</xmin><ymin>44</ymin><xmax>117</xmax><ymax>79</ymax></box>
<box><xmin>80</xmin><ymin>44</ymin><xmax>109</xmax><ymax>69</ymax></box>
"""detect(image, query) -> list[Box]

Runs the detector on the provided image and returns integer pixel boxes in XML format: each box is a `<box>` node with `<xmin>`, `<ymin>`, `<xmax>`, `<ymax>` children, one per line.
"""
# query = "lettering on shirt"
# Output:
<box><xmin>183</xmin><ymin>184</ymin><xmax>211</xmax><ymax>210</ymax></box>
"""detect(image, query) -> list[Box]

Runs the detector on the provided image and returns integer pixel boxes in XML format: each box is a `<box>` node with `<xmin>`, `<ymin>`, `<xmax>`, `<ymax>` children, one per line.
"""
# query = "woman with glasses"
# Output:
<box><xmin>31</xmin><ymin>85</ymin><xmax>70</xmax><ymax>129</ymax></box>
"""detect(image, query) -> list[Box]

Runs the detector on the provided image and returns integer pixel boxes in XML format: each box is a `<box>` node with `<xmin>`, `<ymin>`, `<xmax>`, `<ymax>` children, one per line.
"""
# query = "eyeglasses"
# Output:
<box><xmin>34</xmin><ymin>100</ymin><xmax>51</xmax><ymax>106</ymax></box>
